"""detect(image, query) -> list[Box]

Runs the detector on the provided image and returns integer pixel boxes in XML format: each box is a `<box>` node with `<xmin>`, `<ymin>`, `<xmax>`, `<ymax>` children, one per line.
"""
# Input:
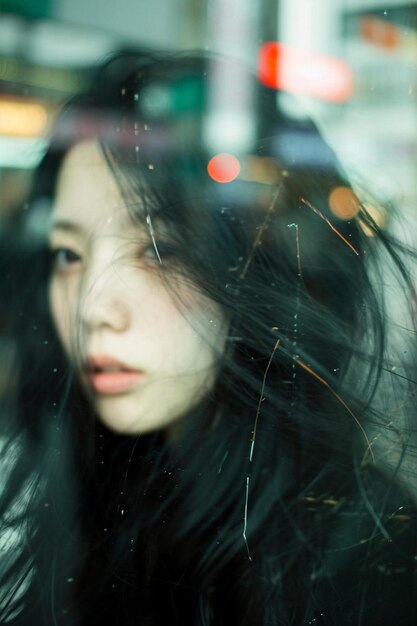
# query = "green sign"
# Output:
<box><xmin>0</xmin><ymin>0</ymin><xmax>51</xmax><ymax>19</ymax></box>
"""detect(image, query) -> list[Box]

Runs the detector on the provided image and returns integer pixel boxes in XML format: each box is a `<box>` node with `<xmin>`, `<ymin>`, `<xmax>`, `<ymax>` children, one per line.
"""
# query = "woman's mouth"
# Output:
<box><xmin>86</xmin><ymin>356</ymin><xmax>144</xmax><ymax>395</ymax></box>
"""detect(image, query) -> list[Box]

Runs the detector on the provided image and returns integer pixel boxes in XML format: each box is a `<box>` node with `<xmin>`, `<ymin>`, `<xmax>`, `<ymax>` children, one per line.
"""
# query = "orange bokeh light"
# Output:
<box><xmin>207</xmin><ymin>153</ymin><xmax>241</xmax><ymax>183</ymax></box>
<box><xmin>360</xmin><ymin>16</ymin><xmax>399</xmax><ymax>50</ymax></box>
<box><xmin>0</xmin><ymin>99</ymin><xmax>48</xmax><ymax>137</ymax></box>
<box><xmin>329</xmin><ymin>186</ymin><xmax>360</xmax><ymax>220</ymax></box>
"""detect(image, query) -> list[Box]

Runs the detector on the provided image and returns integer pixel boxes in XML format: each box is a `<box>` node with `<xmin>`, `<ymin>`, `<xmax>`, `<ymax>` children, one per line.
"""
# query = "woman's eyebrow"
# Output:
<box><xmin>49</xmin><ymin>219</ymin><xmax>83</xmax><ymax>234</ymax></box>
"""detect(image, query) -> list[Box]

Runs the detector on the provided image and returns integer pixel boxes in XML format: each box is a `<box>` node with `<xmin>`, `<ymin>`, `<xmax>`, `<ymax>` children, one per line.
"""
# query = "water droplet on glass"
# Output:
<box><xmin>225</xmin><ymin>283</ymin><xmax>239</xmax><ymax>295</ymax></box>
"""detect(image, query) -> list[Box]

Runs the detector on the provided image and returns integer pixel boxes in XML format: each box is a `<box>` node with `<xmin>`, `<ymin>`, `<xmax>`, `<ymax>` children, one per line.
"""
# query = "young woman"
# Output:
<box><xmin>1</xmin><ymin>52</ymin><xmax>417</xmax><ymax>625</ymax></box>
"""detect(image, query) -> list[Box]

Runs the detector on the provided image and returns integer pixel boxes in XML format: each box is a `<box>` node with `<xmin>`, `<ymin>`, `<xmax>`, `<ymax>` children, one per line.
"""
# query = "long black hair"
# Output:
<box><xmin>1</xmin><ymin>52</ymin><xmax>417</xmax><ymax>625</ymax></box>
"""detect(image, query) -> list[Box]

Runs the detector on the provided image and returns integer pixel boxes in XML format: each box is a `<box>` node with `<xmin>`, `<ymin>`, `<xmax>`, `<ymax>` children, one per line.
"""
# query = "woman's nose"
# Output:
<box><xmin>79</xmin><ymin>261</ymin><xmax>130</xmax><ymax>333</ymax></box>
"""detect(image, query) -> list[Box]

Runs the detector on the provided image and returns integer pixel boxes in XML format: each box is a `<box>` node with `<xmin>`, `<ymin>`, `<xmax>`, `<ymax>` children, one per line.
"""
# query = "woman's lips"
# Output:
<box><xmin>86</xmin><ymin>356</ymin><xmax>144</xmax><ymax>395</ymax></box>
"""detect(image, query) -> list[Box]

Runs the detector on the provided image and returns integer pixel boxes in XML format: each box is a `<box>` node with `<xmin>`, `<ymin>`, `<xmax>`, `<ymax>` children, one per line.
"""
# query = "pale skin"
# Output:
<box><xmin>48</xmin><ymin>140</ymin><xmax>228</xmax><ymax>436</ymax></box>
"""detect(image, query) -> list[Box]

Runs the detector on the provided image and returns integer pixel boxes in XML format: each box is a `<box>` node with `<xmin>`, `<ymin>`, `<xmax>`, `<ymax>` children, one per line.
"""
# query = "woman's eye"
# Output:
<box><xmin>50</xmin><ymin>247</ymin><xmax>82</xmax><ymax>271</ymax></box>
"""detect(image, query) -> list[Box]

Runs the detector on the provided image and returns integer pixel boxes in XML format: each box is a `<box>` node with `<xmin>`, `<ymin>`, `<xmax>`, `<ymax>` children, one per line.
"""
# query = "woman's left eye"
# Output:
<box><xmin>50</xmin><ymin>247</ymin><xmax>82</xmax><ymax>271</ymax></box>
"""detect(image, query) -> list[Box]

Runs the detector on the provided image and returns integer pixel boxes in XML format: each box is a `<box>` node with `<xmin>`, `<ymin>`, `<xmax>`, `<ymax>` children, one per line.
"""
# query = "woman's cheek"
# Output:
<box><xmin>49</xmin><ymin>277</ymin><xmax>75</xmax><ymax>353</ymax></box>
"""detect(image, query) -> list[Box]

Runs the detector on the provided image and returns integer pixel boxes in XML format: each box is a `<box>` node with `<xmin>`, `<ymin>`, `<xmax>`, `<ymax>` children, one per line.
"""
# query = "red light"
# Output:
<box><xmin>207</xmin><ymin>153</ymin><xmax>240</xmax><ymax>183</ymax></box>
<box><xmin>258</xmin><ymin>42</ymin><xmax>353</xmax><ymax>103</ymax></box>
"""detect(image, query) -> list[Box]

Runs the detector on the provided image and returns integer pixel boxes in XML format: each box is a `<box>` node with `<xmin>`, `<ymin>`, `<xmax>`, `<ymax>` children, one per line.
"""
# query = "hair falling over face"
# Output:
<box><xmin>1</xmin><ymin>52</ymin><xmax>417</xmax><ymax>626</ymax></box>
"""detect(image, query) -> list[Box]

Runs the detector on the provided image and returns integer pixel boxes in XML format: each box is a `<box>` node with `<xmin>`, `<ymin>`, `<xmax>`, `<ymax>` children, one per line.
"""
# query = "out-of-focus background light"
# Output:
<box><xmin>328</xmin><ymin>186</ymin><xmax>360</xmax><ymax>220</ymax></box>
<box><xmin>203</xmin><ymin>0</ymin><xmax>257</xmax><ymax>155</ymax></box>
<box><xmin>0</xmin><ymin>99</ymin><xmax>49</xmax><ymax>137</ymax></box>
<box><xmin>359</xmin><ymin>202</ymin><xmax>389</xmax><ymax>236</ymax></box>
<box><xmin>0</xmin><ymin>0</ymin><xmax>416</xmax><ymax>241</ymax></box>
<box><xmin>258</xmin><ymin>42</ymin><xmax>354</xmax><ymax>103</ymax></box>
<box><xmin>207</xmin><ymin>153</ymin><xmax>241</xmax><ymax>184</ymax></box>
<box><xmin>238</xmin><ymin>156</ymin><xmax>281</xmax><ymax>185</ymax></box>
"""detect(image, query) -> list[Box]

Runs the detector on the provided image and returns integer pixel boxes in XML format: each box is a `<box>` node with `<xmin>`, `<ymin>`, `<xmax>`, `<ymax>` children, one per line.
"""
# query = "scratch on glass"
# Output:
<box><xmin>300</xmin><ymin>197</ymin><xmax>360</xmax><ymax>256</ymax></box>
<box><xmin>239</xmin><ymin>180</ymin><xmax>284</xmax><ymax>281</ymax></box>
<box><xmin>294</xmin><ymin>355</ymin><xmax>375</xmax><ymax>462</ymax></box>
<box><xmin>243</xmin><ymin>475</ymin><xmax>252</xmax><ymax>561</ymax></box>
<box><xmin>217</xmin><ymin>450</ymin><xmax>229</xmax><ymax>474</ymax></box>
<box><xmin>244</xmin><ymin>338</ymin><xmax>280</xmax><ymax>561</ymax></box>
<box><xmin>287</xmin><ymin>223</ymin><xmax>302</xmax><ymax>279</ymax></box>
<box><xmin>287</xmin><ymin>223</ymin><xmax>302</xmax><ymax>393</ymax></box>
<box><xmin>250</xmin><ymin>339</ymin><xmax>281</xmax><ymax>463</ymax></box>
<box><xmin>146</xmin><ymin>214</ymin><xmax>162</xmax><ymax>264</ymax></box>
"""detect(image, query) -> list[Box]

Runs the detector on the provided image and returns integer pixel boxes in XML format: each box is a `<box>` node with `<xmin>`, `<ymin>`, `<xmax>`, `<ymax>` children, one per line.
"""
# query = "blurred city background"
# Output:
<box><xmin>0</xmin><ymin>0</ymin><xmax>416</xmax><ymax>235</ymax></box>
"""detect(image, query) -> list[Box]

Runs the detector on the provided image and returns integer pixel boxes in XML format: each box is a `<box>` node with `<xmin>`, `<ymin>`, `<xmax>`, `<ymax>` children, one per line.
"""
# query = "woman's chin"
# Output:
<box><xmin>93</xmin><ymin>396</ymin><xmax>186</xmax><ymax>437</ymax></box>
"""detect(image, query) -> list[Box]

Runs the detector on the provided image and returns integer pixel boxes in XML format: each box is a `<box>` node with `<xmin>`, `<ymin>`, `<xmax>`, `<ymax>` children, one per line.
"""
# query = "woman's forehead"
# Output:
<box><xmin>52</xmin><ymin>140</ymin><xmax>137</xmax><ymax>231</ymax></box>
<box><xmin>50</xmin><ymin>141</ymin><xmax>171</xmax><ymax>239</ymax></box>
<box><xmin>56</xmin><ymin>139</ymin><xmax>119</xmax><ymax>198</ymax></box>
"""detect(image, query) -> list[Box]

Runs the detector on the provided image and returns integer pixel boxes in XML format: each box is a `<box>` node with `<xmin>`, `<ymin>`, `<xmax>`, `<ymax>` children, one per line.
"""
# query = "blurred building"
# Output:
<box><xmin>0</xmin><ymin>0</ymin><xmax>416</xmax><ymax>233</ymax></box>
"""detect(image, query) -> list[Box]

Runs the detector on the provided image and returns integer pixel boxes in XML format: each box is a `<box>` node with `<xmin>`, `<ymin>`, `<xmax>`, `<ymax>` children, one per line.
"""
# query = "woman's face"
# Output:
<box><xmin>48</xmin><ymin>140</ymin><xmax>228</xmax><ymax>435</ymax></box>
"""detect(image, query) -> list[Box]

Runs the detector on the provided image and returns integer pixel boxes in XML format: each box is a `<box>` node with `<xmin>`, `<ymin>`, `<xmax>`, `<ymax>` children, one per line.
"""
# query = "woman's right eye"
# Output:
<box><xmin>50</xmin><ymin>247</ymin><xmax>82</xmax><ymax>272</ymax></box>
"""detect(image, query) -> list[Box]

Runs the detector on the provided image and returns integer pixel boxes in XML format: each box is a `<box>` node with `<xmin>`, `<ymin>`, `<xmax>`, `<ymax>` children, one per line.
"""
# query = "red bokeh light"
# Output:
<box><xmin>207</xmin><ymin>153</ymin><xmax>241</xmax><ymax>183</ymax></box>
<box><xmin>258</xmin><ymin>42</ymin><xmax>353</xmax><ymax>103</ymax></box>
